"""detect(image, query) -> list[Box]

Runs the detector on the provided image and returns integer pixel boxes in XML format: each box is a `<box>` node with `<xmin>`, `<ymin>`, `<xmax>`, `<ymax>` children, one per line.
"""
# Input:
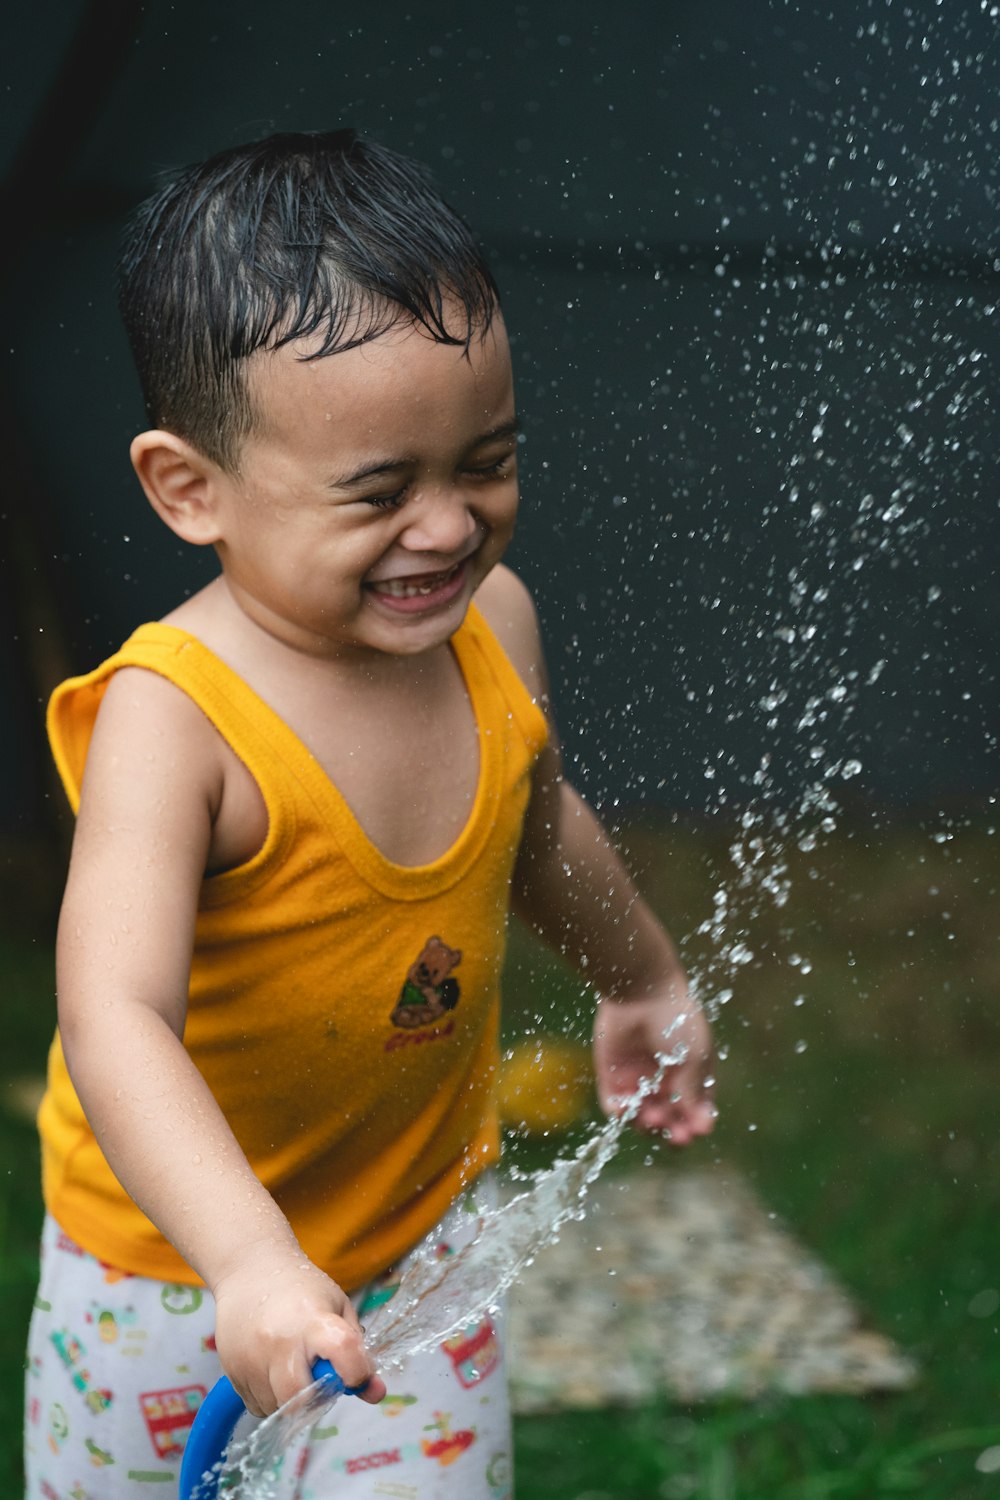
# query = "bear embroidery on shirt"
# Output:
<box><xmin>391</xmin><ymin>937</ymin><xmax>462</xmax><ymax>1029</ymax></box>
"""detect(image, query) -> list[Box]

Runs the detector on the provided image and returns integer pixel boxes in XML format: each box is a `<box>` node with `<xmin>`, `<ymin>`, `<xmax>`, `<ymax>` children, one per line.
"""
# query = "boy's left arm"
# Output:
<box><xmin>519</xmin><ymin>779</ymin><xmax>715</xmax><ymax>1142</ymax></box>
<box><xmin>477</xmin><ymin>567</ymin><xmax>715</xmax><ymax>1143</ymax></box>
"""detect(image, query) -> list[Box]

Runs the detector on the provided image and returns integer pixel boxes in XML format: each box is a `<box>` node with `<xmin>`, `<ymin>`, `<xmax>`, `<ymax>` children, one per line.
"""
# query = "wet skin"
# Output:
<box><xmin>182</xmin><ymin>316</ymin><xmax>521</xmax><ymax>666</ymax></box>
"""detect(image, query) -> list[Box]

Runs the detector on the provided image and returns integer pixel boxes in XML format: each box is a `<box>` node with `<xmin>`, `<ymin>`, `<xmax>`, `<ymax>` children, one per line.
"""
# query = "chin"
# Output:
<box><xmin>384</xmin><ymin>607</ymin><xmax>471</xmax><ymax>655</ymax></box>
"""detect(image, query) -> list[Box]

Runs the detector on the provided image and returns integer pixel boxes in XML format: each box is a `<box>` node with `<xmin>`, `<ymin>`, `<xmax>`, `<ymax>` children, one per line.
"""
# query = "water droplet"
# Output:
<box><xmin>976</xmin><ymin>1447</ymin><xmax>1000</xmax><ymax>1476</ymax></box>
<box><xmin>968</xmin><ymin>1288</ymin><xmax>1000</xmax><ymax>1318</ymax></box>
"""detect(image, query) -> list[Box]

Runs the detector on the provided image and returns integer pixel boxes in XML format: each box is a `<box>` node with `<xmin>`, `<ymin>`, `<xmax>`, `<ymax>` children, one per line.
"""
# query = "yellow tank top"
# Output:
<box><xmin>39</xmin><ymin>604</ymin><xmax>546</xmax><ymax>1289</ymax></box>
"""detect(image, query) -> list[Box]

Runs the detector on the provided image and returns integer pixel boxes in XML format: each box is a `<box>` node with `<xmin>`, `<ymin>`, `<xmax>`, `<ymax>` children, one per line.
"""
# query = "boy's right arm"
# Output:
<box><xmin>55</xmin><ymin>667</ymin><xmax>384</xmax><ymax>1414</ymax></box>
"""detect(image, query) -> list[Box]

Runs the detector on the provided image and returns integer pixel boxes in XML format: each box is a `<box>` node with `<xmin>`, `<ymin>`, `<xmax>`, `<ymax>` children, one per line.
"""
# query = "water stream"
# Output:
<box><xmin>210</xmin><ymin>1065</ymin><xmax>669</xmax><ymax>1496</ymax></box>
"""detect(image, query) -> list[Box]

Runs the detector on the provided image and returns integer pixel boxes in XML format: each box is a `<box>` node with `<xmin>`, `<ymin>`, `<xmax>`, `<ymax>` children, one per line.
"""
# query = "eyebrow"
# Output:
<box><xmin>331</xmin><ymin>418</ymin><xmax>520</xmax><ymax>488</ymax></box>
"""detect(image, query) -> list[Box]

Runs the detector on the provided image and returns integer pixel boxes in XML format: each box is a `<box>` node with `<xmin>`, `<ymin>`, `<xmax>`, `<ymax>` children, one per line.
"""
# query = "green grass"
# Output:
<box><xmin>503</xmin><ymin>810</ymin><xmax>1000</xmax><ymax>1500</ymax></box>
<box><xmin>0</xmin><ymin>936</ymin><xmax>55</xmax><ymax>1492</ymax></box>
<box><xmin>3</xmin><ymin>812</ymin><xmax>999</xmax><ymax>1497</ymax></box>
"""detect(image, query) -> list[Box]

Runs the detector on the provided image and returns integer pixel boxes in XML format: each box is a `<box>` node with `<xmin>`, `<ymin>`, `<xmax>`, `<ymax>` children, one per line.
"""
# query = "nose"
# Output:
<box><xmin>399</xmin><ymin>485</ymin><xmax>479</xmax><ymax>556</ymax></box>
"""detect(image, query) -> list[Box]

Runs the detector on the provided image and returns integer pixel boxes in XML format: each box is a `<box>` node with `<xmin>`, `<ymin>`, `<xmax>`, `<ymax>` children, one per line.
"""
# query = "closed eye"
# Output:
<box><xmin>465</xmin><ymin>452</ymin><xmax>516</xmax><ymax>479</ymax></box>
<box><xmin>362</xmin><ymin>453</ymin><xmax>514</xmax><ymax>509</ymax></box>
<box><xmin>363</xmin><ymin>488</ymin><xmax>408</xmax><ymax>510</ymax></box>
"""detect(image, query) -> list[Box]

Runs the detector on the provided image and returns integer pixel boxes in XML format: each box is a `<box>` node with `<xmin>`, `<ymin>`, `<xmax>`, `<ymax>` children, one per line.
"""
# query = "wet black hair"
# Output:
<box><xmin>117</xmin><ymin>129</ymin><xmax>501</xmax><ymax>470</ymax></box>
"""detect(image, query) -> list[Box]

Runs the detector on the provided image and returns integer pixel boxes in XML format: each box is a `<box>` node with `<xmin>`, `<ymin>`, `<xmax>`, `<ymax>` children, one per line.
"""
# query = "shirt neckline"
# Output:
<box><xmin>127</xmin><ymin>612</ymin><xmax>502</xmax><ymax>901</ymax></box>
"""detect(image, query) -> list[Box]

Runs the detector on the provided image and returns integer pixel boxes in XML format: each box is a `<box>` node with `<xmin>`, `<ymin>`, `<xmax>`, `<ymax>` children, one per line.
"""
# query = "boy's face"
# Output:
<box><xmin>210</xmin><ymin>313</ymin><xmax>518</xmax><ymax>661</ymax></box>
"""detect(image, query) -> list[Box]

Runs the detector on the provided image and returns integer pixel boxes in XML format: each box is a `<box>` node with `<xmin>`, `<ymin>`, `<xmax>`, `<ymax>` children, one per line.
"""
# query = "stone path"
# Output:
<box><xmin>507</xmin><ymin>1165</ymin><xmax>917</xmax><ymax>1412</ymax></box>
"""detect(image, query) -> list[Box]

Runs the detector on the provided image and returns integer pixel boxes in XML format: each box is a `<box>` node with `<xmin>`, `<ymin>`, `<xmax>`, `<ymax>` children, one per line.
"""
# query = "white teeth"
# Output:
<box><xmin>374</xmin><ymin>563</ymin><xmax>460</xmax><ymax>598</ymax></box>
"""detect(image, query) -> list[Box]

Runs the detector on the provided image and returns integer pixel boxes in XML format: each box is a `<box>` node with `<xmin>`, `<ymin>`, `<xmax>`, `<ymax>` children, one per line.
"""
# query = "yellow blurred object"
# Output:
<box><xmin>498</xmin><ymin>1037</ymin><xmax>593</xmax><ymax>1133</ymax></box>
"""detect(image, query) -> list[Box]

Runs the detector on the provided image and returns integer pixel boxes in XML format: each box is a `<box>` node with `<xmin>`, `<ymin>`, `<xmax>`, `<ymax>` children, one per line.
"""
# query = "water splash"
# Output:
<box><xmin>207</xmin><ymin>1055</ymin><xmax>676</xmax><ymax>1497</ymax></box>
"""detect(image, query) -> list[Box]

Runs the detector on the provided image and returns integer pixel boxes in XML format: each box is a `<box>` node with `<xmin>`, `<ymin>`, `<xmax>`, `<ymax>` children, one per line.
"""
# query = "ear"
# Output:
<box><xmin>129</xmin><ymin>430</ymin><xmax>226</xmax><ymax>546</ymax></box>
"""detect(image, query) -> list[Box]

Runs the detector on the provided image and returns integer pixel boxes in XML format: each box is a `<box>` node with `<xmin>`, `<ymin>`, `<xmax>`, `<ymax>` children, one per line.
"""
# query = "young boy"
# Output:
<box><xmin>25</xmin><ymin>130</ymin><xmax>714</xmax><ymax>1499</ymax></box>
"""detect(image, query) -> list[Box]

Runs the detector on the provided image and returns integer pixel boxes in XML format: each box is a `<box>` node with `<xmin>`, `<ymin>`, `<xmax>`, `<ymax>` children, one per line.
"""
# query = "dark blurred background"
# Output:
<box><xmin>2</xmin><ymin>0</ymin><xmax>998</xmax><ymax>927</ymax></box>
<box><xmin>4</xmin><ymin>16</ymin><xmax>999</xmax><ymax>1494</ymax></box>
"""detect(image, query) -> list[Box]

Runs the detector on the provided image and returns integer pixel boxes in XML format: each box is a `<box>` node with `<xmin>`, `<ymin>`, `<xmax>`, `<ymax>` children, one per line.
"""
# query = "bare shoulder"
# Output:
<box><xmin>58</xmin><ymin>667</ymin><xmax>230</xmax><ymax>1033</ymax></box>
<box><xmin>93</xmin><ymin>666</ymin><xmax>222</xmax><ymax>758</ymax></box>
<box><xmin>82</xmin><ymin>665</ymin><xmax>225</xmax><ymax>814</ymax></box>
<box><xmin>474</xmin><ymin>564</ymin><xmax>549</xmax><ymax>702</ymax></box>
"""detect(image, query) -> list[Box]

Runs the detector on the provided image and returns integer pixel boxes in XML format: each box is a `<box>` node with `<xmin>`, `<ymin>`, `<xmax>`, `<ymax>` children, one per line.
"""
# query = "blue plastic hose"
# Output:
<box><xmin>179</xmin><ymin>1359</ymin><xmax>364</xmax><ymax>1499</ymax></box>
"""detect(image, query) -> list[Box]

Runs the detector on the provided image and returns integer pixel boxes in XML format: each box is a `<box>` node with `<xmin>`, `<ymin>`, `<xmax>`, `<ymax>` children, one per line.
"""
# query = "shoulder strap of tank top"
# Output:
<box><xmin>49</xmin><ymin>624</ymin><xmax>284</xmax><ymax>806</ymax></box>
<box><xmin>457</xmin><ymin>602</ymin><xmax>549</xmax><ymax>757</ymax></box>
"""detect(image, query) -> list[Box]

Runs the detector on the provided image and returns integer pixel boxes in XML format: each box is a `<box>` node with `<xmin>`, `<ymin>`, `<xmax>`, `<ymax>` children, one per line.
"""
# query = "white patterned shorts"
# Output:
<box><xmin>24</xmin><ymin>1182</ymin><xmax>511</xmax><ymax>1500</ymax></box>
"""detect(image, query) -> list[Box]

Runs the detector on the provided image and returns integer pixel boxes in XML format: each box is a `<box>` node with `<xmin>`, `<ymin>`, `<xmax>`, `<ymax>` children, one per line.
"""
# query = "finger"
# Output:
<box><xmin>312</xmin><ymin>1316</ymin><xmax>376</xmax><ymax>1392</ymax></box>
<box><xmin>664</xmin><ymin>1095</ymin><xmax>716</xmax><ymax>1144</ymax></box>
<box><xmin>599</xmin><ymin>1090</ymin><xmax>632</xmax><ymax>1118</ymax></box>
<box><xmin>634</xmin><ymin>1087</ymin><xmax>710</xmax><ymax>1143</ymax></box>
<box><xmin>338</xmin><ymin>1299</ymin><xmax>367</xmax><ymax>1340</ymax></box>
<box><xmin>237</xmin><ymin>1371</ymin><xmax>272</xmax><ymax>1419</ymax></box>
<box><xmin>357</xmin><ymin>1372</ymin><xmax>388</xmax><ymax>1405</ymax></box>
<box><xmin>595</xmin><ymin>1070</ymin><xmax>637</xmax><ymax>1117</ymax></box>
<box><xmin>688</xmin><ymin>1096</ymin><xmax>718</xmax><ymax>1135</ymax></box>
<box><xmin>632</xmin><ymin>1096</ymin><xmax>674</xmax><ymax>1135</ymax></box>
<box><xmin>269</xmin><ymin>1346</ymin><xmax>316</xmax><ymax>1410</ymax></box>
<box><xmin>232</xmin><ymin>1386</ymin><xmax>263</xmax><ymax>1419</ymax></box>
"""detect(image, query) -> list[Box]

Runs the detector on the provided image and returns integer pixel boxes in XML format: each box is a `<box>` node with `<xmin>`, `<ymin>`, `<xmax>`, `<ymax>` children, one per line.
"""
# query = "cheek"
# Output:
<box><xmin>304</xmin><ymin>526</ymin><xmax>393</xmax><ymax>591</ymax></box>
<box><xmin>487</xmin><ymin>485</ymin><xmax>519</xmax><ymax>536</ymax></box>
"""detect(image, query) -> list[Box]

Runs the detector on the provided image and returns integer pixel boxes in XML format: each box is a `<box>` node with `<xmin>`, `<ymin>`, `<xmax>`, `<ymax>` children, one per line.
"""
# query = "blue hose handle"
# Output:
<box><xmin>179</xmin><ymin>1359</ymin><xmax>365</xmax><ymax>1500</ymax></box>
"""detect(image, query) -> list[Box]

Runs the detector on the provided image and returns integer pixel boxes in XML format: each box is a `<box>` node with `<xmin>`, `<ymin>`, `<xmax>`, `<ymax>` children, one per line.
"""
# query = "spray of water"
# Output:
<box><xmin>210</xmin><ymin>1056</ymin><xmax>677</xmax><ymax>1497</ymax></box>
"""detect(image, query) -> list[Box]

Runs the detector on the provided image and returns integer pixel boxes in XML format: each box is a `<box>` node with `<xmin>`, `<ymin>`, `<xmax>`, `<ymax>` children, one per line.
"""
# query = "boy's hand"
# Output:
<box><xmin>211</xmin><ymin>1242</ymin><xmax>387</xmax><ymax>1417</ymax></box>
<box><xmin>592</xmin><ymin>991</ymin><xmax>716</xmax><ymax>1145</ymax></box>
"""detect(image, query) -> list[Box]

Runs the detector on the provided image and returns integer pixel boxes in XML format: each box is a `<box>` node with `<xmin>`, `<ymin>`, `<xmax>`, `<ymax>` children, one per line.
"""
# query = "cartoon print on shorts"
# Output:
<box><xmin>486</xmin><ymin>1448</ymin><xmax>513</xmax><ymax>1500</ymax></box>
<box><xmin>85</xmin><ymin>1435</ymin><xmax>115</xmax><ymax>1467</ymax></box>
<box><xmin>420</xmin><ymin>1409</ymin><xmax>477</xmax><ymax>1467</ymax></box>
<box><xmin>381</xmin><ymin>1392</ymin><xmax>419</xmax><ymax>1418</ymax></box>
<box><xmin>160</xmin><ymin>1283</ymin><xmax>204</xmax><ymax>1315</ymax></box>
<box><xmin>441</xmin><ymin>1315</ymin><xmax>499</xmax><ymax>1389</ymax></box>
<box><xmin>48</xmin><ymin>1401</ymin><xmax>69</xmax><ymax>1455</ymax></box>
<box><xmin>139</xmin><ymin>1383</ymin><xmax>206</xmax><ymax>1460</ymax></box>
<box><xmin>50</xmin><ymin>1329</ymin><xmax>113</xmax><ymax>1413</ymax></box>
<box><xmin>391</xmin><ymin>937</ymin><xmax>462</xmax><ymax>1029</ymax></box>
<box><xmin>85</xmin><ymin>1298</ymin><xmax>139</xmax><ymax>1346</ymax></box>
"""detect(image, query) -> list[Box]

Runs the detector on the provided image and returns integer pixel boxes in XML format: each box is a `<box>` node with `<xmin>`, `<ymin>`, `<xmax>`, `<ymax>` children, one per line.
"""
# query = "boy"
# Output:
<box><xmin>26</xmin><ymin>130</ymin><xmax>714</xmax><ymax>1499</ymax></box>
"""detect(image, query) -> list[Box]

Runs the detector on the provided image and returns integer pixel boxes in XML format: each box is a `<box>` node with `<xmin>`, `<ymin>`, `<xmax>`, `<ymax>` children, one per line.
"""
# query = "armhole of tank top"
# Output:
<box><xmin>53</xmin><ymin>645</ymin><xmax>299</xmax><ymax>906</ymax></box>
<box><xmin>48</xmin><ymin>672</ymin><xmax>103</xmax><ymax>815</ymax></box>
<box><xmin>462</xmin><ymin>603</ymin><xmax>549</xmax><ymax>758</ymax></box>
<box><xmin>147</xmin><ymin>650</ymin><xmax>300</xmax><ymax>906</ymax></box>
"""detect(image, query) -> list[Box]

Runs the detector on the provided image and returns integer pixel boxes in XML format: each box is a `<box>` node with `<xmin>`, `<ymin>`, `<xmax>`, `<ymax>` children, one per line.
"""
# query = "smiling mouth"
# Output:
<box><xmin>368</xmin><ymin>559</ymin><xmax>465</xmax><ymax>599</ymax></box>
